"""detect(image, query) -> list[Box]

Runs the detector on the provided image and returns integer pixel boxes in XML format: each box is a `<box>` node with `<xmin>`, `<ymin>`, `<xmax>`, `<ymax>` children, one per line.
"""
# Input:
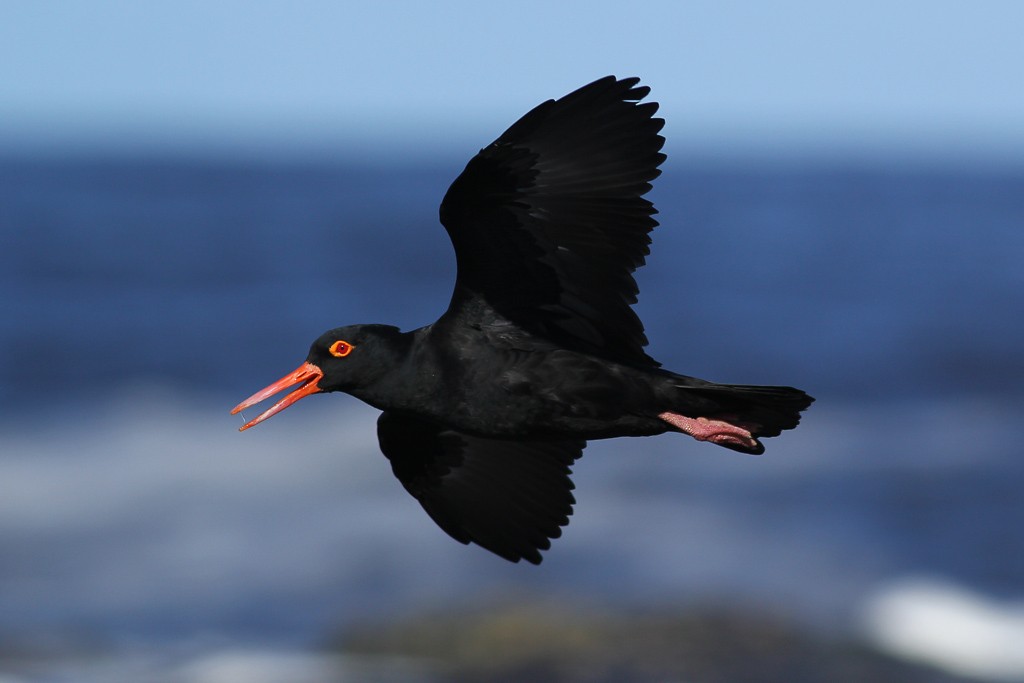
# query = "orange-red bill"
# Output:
<box><xmin>231</xmin><ymin>362</ymin><xmax>324</xmax><ymax>431</ymax></box>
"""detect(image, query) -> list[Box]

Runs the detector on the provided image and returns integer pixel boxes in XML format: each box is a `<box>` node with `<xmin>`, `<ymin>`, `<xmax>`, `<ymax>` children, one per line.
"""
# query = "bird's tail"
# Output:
<box><xmin>659</xmin><ymin>381</ymin><xmax>814</xmax><ymax>455</ymax></box>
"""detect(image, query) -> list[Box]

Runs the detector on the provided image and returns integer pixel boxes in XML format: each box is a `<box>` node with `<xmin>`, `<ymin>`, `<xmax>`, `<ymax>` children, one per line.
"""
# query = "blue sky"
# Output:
<box><xmin>2</xmin><ymin>1</ymin><xmax>1023</xmax><ymax>161</ymax></box>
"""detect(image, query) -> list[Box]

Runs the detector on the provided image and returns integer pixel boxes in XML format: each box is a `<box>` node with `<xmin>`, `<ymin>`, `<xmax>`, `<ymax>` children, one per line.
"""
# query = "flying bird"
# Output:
<box><xmin>232</xmin><ymin>76</ymin><xmax>813</xmax><ymax>564</ymax></box>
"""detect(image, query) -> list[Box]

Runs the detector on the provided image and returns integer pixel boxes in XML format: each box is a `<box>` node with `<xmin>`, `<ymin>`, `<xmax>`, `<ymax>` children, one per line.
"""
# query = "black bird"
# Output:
<box><xmin>232</xmin><ymin>76</ymin><xmax>813</xmax><ymax>564</ymax></box>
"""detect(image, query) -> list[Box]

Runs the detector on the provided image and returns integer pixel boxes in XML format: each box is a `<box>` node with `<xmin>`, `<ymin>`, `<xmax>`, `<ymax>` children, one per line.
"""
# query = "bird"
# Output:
<box><xmin>232</xmin><ymin>76</ymin><xmax>813</xmax><ymax>564</ymax></box>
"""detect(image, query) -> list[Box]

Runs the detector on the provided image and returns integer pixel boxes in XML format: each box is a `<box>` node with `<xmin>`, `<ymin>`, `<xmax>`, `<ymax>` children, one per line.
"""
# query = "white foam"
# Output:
<box><xmin>862</xmin><ymin>576</ymin><xmax>1024</xmax><ymax>681</ymax></box>
<box><xmin>167</xmin><ymin>650</ymin><xmax>358</xmax><ymax>683</ymax></box>
<box><xmin>1</xmin><ymin>390</ymin><xmax>1020</xmax><ymax>650</ymax></box>
<box><xmin>0</xmin><ymin>648</ymin><xmax>427</xmax><ymax>683</ymax></box>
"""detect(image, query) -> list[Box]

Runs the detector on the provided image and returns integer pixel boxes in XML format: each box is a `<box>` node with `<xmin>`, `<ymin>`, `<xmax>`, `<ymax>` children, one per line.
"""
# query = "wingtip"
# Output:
<box><xmin>565</xmin><ymin>75</ymin><xmax>653</xmax><ymax>105</ymax></box>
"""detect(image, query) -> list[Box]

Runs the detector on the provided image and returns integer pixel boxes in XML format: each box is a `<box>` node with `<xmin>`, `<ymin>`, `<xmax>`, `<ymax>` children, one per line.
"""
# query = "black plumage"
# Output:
<box><xmin>232</xmin><ymin>76</ymin><xmax>813</xmax><ymax>564</ymax></box>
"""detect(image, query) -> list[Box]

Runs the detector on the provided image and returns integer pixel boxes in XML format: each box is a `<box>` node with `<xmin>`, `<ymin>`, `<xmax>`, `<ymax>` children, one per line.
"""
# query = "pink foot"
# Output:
<box><xmin>658</xmin><ymin>412</ymin><xmax>763</xmax><ymax>454</ymax></box>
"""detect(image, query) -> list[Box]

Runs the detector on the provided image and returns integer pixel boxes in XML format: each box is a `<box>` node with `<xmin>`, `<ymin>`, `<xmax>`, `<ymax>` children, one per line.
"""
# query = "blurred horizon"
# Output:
<box><xmin>3</xmin><ymin>2</ymin><xmax>1024</xmax><ymax>165</ymax></box>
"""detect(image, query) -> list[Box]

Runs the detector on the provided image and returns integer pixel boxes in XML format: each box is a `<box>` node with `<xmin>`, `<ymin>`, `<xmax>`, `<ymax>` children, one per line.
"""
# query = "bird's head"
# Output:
<box><xmin>231</xmin><ymin>324</ymin><xmax>404</xmax><ymax>431</ymax></box>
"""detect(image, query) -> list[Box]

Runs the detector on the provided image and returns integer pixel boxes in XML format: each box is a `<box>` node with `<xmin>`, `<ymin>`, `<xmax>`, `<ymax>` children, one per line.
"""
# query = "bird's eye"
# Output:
<box><xmin>329</xmin><ymin>340</ymin><xmax>355</xmax><ymax>358</ymax></box>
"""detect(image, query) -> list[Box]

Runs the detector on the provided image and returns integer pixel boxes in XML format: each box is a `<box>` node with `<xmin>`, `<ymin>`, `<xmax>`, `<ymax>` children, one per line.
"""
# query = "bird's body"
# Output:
<box><xmin>233</xmin><ymin>76</ymin><xmax>813</xmax><ymax>564</ymax></box>
<box><xmin>323</xmin><ymin>321</ymin><xmax>797</xmax><ymax>444</ymax></box>
<box><xmin>323</xmin><ymin>322</ymin><xmax>670</xmax><ymax>441</ymax></box>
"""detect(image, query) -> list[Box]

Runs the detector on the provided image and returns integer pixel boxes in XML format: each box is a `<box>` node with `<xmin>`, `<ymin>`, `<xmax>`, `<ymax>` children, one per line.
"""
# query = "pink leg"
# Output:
<box><xmin>658</xmin><ymin>412</ymin><xmax>762</xmax><ymax>454</ymax></box>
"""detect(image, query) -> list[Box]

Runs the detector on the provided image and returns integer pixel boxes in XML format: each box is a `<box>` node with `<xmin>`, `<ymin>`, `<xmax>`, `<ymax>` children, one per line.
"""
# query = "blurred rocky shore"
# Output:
<box><xmin>330</xmin><ymin>601</ymin><xmax>978</xmax><ymax>683</ymax></box>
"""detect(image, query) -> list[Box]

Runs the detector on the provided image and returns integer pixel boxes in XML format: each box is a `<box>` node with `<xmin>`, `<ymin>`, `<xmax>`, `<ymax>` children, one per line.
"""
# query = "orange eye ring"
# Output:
<box><xmin>329</xmin><ymin>340</ymin><xmax>354</xmax><ymax>358</ymax></box>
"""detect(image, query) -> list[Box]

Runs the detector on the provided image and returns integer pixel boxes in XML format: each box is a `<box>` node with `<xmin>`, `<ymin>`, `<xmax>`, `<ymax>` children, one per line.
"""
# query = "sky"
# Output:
<box><xmin>2</xmin><ymin>1</ymin><xmax>1023</xmax><ymax>161</ymax></box>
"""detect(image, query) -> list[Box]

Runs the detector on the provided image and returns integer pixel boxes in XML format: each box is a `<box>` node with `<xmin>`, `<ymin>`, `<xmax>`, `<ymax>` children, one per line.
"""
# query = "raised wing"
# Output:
<box><xmin>439</xmin><ymin>76</ymin><xmax>665</xmax><ymax>367</ymax></box>
<box><xmin>377</xmin><ymin>411</ymin><xmax>584</xmax><ymax>564</ymax></box>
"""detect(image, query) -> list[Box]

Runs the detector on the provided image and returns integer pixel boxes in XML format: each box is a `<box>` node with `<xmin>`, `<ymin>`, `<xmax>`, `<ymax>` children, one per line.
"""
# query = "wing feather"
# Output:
<box><xmin>439</xmin><ymin>76</ymin><xmax>666</xmax><ymax>366</ymax></box>
<box><xmin>377</xmin><ymin>411</ymin><xmax>584</xmax><ymax>564</ymax></box>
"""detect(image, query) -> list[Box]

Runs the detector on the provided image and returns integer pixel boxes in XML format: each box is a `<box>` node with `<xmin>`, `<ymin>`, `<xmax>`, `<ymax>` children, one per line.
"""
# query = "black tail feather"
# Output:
<box><xmin>684</xmin><ymin>383</ymin><xmax>814</xmax><ymax>439</ymax></box>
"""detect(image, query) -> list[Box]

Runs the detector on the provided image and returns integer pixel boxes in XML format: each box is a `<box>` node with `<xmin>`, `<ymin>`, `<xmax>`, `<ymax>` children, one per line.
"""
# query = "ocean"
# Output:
<box><xmin>1</xmin><ymin>154</ymin><xmax>1022</xmax><ymax>681</ymax></box>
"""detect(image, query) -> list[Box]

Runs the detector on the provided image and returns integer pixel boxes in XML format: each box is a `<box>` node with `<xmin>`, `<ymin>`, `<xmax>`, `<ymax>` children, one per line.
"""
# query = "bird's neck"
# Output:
<box><xmin>345</xmin><ymin>326</ymin><xmax>437</xmax><ymax>413</ymax></box>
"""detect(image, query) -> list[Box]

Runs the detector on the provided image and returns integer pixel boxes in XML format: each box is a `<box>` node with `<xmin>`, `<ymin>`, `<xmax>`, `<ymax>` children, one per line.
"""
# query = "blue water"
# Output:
<box><xmin>4</xmin><ymin>158</ymin><xmax>1022</xmax><ymax>404</ymax></box>
<box><xmin>1</xmin><ymin>154</ymin><xmax>1023</xmax><ymax>675</ymax></box>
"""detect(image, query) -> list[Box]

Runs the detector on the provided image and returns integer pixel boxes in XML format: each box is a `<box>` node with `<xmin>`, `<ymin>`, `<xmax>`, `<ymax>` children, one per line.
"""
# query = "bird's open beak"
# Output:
<box><xmin>231</xmin><ymin>362</ymin><xmax>324</xmax><ymax>431</ymax></box>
